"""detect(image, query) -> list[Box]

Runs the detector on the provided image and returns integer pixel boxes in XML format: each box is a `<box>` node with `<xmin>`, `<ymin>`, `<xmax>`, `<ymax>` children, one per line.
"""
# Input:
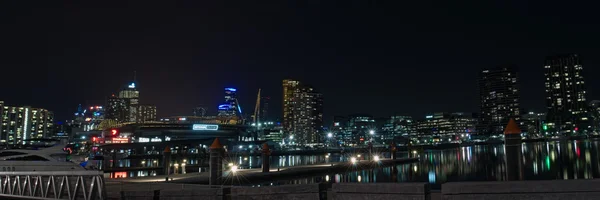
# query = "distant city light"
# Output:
<box><xmin>225</xmin><ymin>88</ymin><xmax>237</xmax><ymax>92</ymax></box>
<box><xmin>231</xmin><ymin>165</ymin><xmax>239</xmax><ymax>172</ymax></box>
<box><xmin>327</xmin><ymin>133</ymin><xmax>333</xmax><ymax>138</ymax></box>
<box><xmin>351</xmin><ymin>157</ymin><xmax>357</xmax><ymax>164</ymax></box>
<box><xmin>374</xmin><ymin>156</ymin><xmax>380</xmax><ymax>161</ymax></box>
<box><xmin>369</xmin><ymin>130</ymin><xmax>375</xmax><ymax>135</ymax></box>
<box><xmin>128</xmin><ymin>83</ymin><xmax>136</xmax><ymax>88</ymax></box>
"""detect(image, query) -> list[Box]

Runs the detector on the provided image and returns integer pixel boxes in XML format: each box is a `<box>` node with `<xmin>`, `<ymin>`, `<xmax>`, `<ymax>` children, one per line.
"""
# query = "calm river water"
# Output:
<box><xmin>109</xmin><ymin>140</ymin><xmax>600</xmax><ymax>188</ymax></box>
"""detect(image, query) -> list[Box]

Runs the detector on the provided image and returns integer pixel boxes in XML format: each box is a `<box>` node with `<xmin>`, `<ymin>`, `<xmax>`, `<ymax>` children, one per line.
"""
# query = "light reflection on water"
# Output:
<box><xmin>108</xmin><ymin>140</ymin><xmax>600</xmax><ymax>187</ymax></box>
<box><xmin>257</xmin><ymin>140</ymin><xmax>600</xmax><ymax>188</ymax></box>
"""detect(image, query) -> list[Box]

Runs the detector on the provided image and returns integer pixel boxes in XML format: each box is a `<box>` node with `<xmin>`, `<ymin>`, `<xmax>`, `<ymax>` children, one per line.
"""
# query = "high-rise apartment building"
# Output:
<box><xmin>544</xmin><ymin>54</ymin><xmax>589</xmax><ymax>134</ymax></box>
<box><xmin>282</xmin><ymin>79</ymin><xmax>300</xmax><ymax>135</ymax></box>
<box><xmin>291</xmin><ymin>85</ymin><xmax>323</xmax><ymax>144</ymax></box>
<box><xmin>478</xmin><ymin>66</ymin><xmax>521</xmax><ymax>135</ymax></box>
<box><xmin>0</xmin><ymin>101</ymin><xmax>53</xmax><ymax>145</ymax></box>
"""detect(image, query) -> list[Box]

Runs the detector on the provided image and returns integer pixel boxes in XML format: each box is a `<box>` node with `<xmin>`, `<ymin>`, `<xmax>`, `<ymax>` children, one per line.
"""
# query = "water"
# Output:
<box><xmin>107</xmin><ymin>140</ymin><xmax>600</xmax><ymax>188</ymax></box>
<box><xmin>259</xmin><ymin>140</ymin><xmax>600</xmax><ymax>188</ymax></box>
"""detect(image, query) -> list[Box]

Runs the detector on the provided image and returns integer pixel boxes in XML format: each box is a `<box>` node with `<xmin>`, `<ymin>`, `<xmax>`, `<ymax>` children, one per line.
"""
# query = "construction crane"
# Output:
<box><xmin>252</xmin><ymin>89</ymin><xmax>261</xmax><ymax>126</ymax></box>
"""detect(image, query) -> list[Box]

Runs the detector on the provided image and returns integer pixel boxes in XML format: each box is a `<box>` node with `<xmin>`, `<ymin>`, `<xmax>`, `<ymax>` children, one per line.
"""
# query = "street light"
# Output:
<box><xmin>369</xmin><ymin>130</ymin><xmax>375</xmax><ymax>135</ymax></box>
<box><xmin>289</xmin><ymin>135</ymin><xmax>294</xmax><ymax>139</ymax></box>
<box><xmin>327</xmin><ymin>133</ymin><xmax>333</xmax><ymax>138</ymax></box>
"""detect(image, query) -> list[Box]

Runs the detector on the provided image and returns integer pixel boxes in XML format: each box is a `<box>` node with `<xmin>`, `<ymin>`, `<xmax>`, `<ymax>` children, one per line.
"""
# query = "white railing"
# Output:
<box><xmin>0</xmin><ymin>171</ymin><xmax>106</xmax><ymax>200</ymax></box>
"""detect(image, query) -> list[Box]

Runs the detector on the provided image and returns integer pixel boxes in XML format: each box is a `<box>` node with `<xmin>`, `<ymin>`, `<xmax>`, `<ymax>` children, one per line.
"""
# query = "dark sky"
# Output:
<box><xmin>1</xmin><ymin>1</ymin><xmax>599</xmax><ymax>122</ymax></box>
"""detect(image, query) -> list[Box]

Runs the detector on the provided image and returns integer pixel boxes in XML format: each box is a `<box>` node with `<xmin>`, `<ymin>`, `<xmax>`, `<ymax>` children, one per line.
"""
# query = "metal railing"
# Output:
<box><xmin>0</xmin><ymin>171</ymin><xmax>106</xmax><ymax>200</ymax></box>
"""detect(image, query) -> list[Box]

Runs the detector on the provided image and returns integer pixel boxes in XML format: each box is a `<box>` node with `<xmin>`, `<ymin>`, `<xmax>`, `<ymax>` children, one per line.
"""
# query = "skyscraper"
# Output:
<box><xmin>218</xmin><ymin>87</ymin><xmax>240</xmax><ymax>117</ymax></box>
<box><xmin>138</xmin><ymin>105</ymin><xmax>157</xmax><ymax>122</ymax></box>
<box><xmin>282</xmin><ymin>79</ymin><xmax>300</xmax><ymax>135</ymax></box>
<box><xmin>478</xmin><ymin>66</ymin><xmax>521</xmax><ymax>135</ymax></box>
<box><xmin>119</xmin><ymin>82</ymin><xmax>139</xmax><ymax>122</ymax></box>
<box><xmin>0</xmin><ymin>101</ymin><xmax>53</xmax><ymax>145</ymax></box>
<box><xmin>544</xmin><ymin>54</ymin><xmax>589</xmax><ymax>134</ymax></box>
<box><xmin>291</xmin><ymin>85</ymin><xmax>323</xmax><ymax>144</ymax></box>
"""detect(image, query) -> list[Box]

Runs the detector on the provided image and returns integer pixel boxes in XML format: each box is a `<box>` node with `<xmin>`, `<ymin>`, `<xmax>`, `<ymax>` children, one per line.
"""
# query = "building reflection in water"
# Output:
<box><xmin>255</xmin><ymin>140</ymin><xmax>600</xmax><ymax>189</ymax></box>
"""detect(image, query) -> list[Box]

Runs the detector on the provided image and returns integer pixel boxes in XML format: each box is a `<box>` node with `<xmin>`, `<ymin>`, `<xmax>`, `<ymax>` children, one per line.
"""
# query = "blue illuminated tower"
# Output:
<box><xmin>218</xmin><ymin>87</ymin><xmax>241</xmax><ymax>117</ymax></box>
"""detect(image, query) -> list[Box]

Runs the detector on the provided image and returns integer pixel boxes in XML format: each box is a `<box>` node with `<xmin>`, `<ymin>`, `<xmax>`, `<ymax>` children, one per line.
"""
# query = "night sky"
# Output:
<box><xmin>1</xmin><ymin>1</ymin><xmax>599</xmax><ymax>122</ymax></box>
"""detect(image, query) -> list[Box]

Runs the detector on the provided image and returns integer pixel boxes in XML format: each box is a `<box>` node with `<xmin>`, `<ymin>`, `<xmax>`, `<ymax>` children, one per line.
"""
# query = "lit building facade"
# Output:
<box><xmin>590</xmin><ymin>100</ymin><xmax>600</xmax><ymax>133</ymax></box>
<box><xmin>74</xmin><ymin>105</ymin><xmax>105</xmax><ymax>131</ymax></box>
<box><xmin>261</xmin><ymin>96</ymin><xmax>270</xmax><ymax>122</ymax></box>
<box><xmin>138</xmin><ymin>105</ymin><xmax>157</xmax><ymax>122</ymax></box>
<box><xmin>0</xmin><ymin>101</ymin><xmax>54</xmax><ymax>145</ymax></box>
<box><xmin>218</xmin><ymin>87</ymin><xmax>240</xmax><ymax>117</ymax></box>
<box><xmin>417</xmin><ymin>112</ymin><xmax>477</xmax><ymax>139</ymax></box>
<box><xmin>521</xmin><ymin>111</ymin><xmax>546</xmax><ymax>136</ymax></box>
<box><xmin>544</xmin><ymin>54</ymin><xmax>589</xmax><ymax>134</ymax></box>
<box><xmin>106</xmin><ymin>95</ymin><xmax>128</xmax><ymax>122</ymax></box>
<box><xmin>479</xmin><ymin>66</ymin><xmax>521</xmax><ymax>135</ymax></box>
<box><xmin>119</xmin><ymin>82</ymin><xmax>140</xmax><ymax>122</ymax></box>
<box><xmin>382</xmin><ymin>115</ymin><xmax>417</xmax><ymax>138</ymax></box>
<box><xmin>282</xmin><ymin>79</ymin><xmax>300</xmax><ymax>136</ymax></box>
<box><xmin>291</xmin><ymin>85</ymin><xmax>323</xmax><ymax>145</ymax></box>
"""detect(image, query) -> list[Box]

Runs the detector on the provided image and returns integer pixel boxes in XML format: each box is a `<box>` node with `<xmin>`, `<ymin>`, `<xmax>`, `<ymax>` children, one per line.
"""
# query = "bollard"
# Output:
<box><xmin>390</xmin><ymin>142</ymin><xmax>397</xmax><ymax>160</ymax></box>
<box><xmin>163</xmin><ymin>146</ymin><xmax>171</xmax><ymax>176</ymax></box>
<box><xmin>209</xmin><ymin>138</ymin><xmax>224</xmax><ymax>186</ymax></box>
<box><xmin>262</xmin><ymin>143</ymin><xmax>271</xmax><ymax>173</ymax></box>
<box><xmin>504</xmin><ymin>118</ymin><xmax>523</xmax><ymax>181</ymax></box>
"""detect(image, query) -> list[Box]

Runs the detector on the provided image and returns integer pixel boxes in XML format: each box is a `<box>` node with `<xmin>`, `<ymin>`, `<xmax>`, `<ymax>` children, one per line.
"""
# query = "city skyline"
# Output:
<box><xmin>2</xmin><ymin>1</ymin><xmax>600</xmax><ymax>122</ymax></box>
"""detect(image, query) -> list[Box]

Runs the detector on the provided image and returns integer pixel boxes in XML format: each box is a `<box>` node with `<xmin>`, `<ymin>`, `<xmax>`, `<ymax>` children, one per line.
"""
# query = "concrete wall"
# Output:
<box><xmin>442</xmin><ymin>180</ymin><xmax>600</xmax><ymax>200</ymax></box>
<box><xmin>110</xmin><ymin>183</ymin><xmax>224</xmax><ymax>200</ymax></box>
<box><xmin>230</xmin><ymin>184</ymin><xmax>324</xmax><ymax>200</ymax></box>
<box><xmin>331</xmin><ymin>183</ymin><xmax>430</xmax><ymax>200</ymax></box>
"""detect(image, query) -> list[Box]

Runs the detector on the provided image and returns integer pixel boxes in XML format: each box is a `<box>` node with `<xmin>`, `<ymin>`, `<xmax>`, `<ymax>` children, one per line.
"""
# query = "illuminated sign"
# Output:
<box><xmin>150</xmin><ymin>138</ymin><xmax>162</xmax><ymax>142</ymax></box>
<box><xmin>178</xmin><ymin>117</ymin><xmax>187</xmax><ymax>121</ymax></box>
<box><xmin>139</xmin><ymin>137</ymin><xmax>150</xmax><ymax>143</ymax></box>
<box><xmin>334</xmin><ymin>122</ymin><xmax>340</xmax><ymax>127</ymax></box>
<box><xmin>193</xmin><ymin>124</ymin><xmax>219</xmax><ymax>131</ymax></box>
<box><xmin>128</xmin><ymin>83</ymin><xmax>136</xmax><ymax>88</ymax></box>
<box><xmin>426</xmin><ymin>115</ymin><xmax>433</xmax><ymax>119</ymax></box>
<box><xmin>111</xmin><ymin>138</ymin><xmax>129</xmax><ymax>143</ymax></box>
<box><xmin>218</xmin><ymin>104</ymin><xmax>231</xmax><ymax>110</ymax></box>
<box><xmin>225</xmin><ymin>88</ymin><xmax>237</xmax><ymax>92</ymax></box>
<box><xmin>111</xmin><ymin>129</ymin><xmax>118</xmax><ymax>135</ymax></box>
<box><xmin>85</xmin><ymin>118</ymin><xmax>92</xmax><ymax>122</ymax></box>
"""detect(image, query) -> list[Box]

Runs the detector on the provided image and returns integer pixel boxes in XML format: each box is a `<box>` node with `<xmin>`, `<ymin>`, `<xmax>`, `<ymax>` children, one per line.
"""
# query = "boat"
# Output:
<box><xmin>0</xmin><ymin>140</ymin><xmax>85</xmax><ymax>172</ymax></box>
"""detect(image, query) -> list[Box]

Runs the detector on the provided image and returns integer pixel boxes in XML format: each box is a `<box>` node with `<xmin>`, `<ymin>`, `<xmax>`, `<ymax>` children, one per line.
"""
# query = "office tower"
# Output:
<box><xmin>218</xmin><ymin>87</ymin><xmax>240</xmax><ymax>117</ymax></box>
<box><xmin>282</xmin><ymin>79</ymin><xmax>300</xmax><ymax>136</ymax></box>
<box><xmin>0</xmin><ymin>101</ymin><xmax>53</xmax><ymax>145</ymax></box>
<box><xmin>138</xmin><ymin>105</ymin><xmax>157</xmax><ymax>122</ymax></box>
<box><xmin>291</xmin><ymin>85</ymin><xmax>323</xmax><ymax>144</ymax></box>
<box><xmin>544</xmin><ymin>54</ymin><xmax>589</xmax><ymax>134</ymax></box>
<box><xmin>478</xmin><ymin>66</ymin><xmax>521</xmax><ymax>135</ymax></box>
<box><xmin>119</xmin><ymin>82</ymin><xmax>139</xmax><ymax>122</ymax></box>
<box><xmin>347</xmin><ymin>114</ymin><xmax>377</xmax><ymax>145</ymax></box>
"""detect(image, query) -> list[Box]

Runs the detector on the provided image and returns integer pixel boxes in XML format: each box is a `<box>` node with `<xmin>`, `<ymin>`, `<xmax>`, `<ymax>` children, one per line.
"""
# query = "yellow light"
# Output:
<box><xmin>244</xmin><ymin>157</ymin><xmax>248</xmax><ymax>161</ymax></box>
<box><xmin>357</xmin><ymin>154</ymin><xmax>361</xmax><ymax>158</ymax></box>
<box><xmin>228</xmin><ymin>163</ymin><xmax>234</xmax><ymax>167</ymax></box>
<box><xmin>374</xmin><ymin>156</ymin><xmax>380</xmax><ymax>161</ymax></box>
<box><xmin>231</xmin><ymin>165</ymin><xmax>238</xmax><ymax>172</ymax></box>
<box><xmin>412</xmin><ymin>150</ymin><xmax>417</xmax><ymax>154</ymax></box>
<box><xmin>351</xmin><ymin>157</ymin><xmax>357</xmax><ymax>164</ymax></box>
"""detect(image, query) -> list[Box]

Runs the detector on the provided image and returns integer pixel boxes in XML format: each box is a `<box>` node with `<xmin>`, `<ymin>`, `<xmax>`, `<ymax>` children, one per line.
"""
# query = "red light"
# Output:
<box><xmin>111</xmin><ymin>129</ymin><xmax>118</xmax><ymax>135</ymax></box>
<box><xmin>575</xmin><ymin>127</ymin><xmax>579</xmax><ymax>131</ymax></box>
<box><xmin>92</xmin><ymin>137</ymin><xmax>97</xmax><ymax>142</ymax></box>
